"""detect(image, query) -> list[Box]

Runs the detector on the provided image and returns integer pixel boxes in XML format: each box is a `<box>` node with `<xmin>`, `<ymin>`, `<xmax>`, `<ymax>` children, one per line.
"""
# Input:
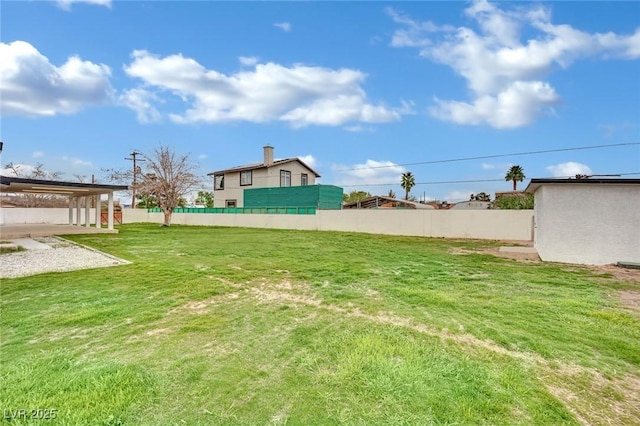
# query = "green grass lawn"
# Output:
<box><xmin>2</xmin><ymin>224</ymin><xmax>639</xmax><ymax>425</ymax></box>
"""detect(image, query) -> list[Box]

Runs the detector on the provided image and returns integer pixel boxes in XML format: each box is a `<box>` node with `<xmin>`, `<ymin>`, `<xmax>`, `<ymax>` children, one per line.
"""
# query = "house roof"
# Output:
<box><xmin>0</xmin><ymin>176</ymin><xmax>129</xmax><ymax>197</ymax></box>
<box><xmin>525</xmin><ymin>178</ymin><xmax>640</xmax><ymax>193</ymax></box>
<box><xmin>207</xmin><ymin>157</ymin><xmax>321</xmax><ymax>178</ymax></box>
<box><xmin>343</xmin><ymin>195</ymin><xmax>434</xmax><ymax>209</ymax></box>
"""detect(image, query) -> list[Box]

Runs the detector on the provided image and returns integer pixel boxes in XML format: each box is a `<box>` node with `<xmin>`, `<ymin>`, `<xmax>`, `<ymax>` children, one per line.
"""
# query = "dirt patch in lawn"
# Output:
<box><xmin>620</xmin><ymin>290</ymin><xmax>640</xmax><ymax>315</ymax></box>
<box><xmin>542</xmin><ymin>365</ymin><xmax>640</xmax><ymax>426</ymax></box>
<box><xmin>449</xmin><ymin>246</ymin><xmax>541</xmax><ymax>262</ymax></box>
<box><xmin>145</xmin><ymin>327</ymin><xmax>172</xmax><ymax>337</ymax></box>
<box><xmin>170</xmin><ymin>293</ymin><xmax>241</xmax><ymax>315</ymax></box>
<box><xmin>451</xmin><ymin>247</ymin><xmax>640</xmax><ymax>285</ymax></box>
<box><xmin>592</xmin><ymin>264</ymin><xmax>640</xmax><ymax>283</ymax></box>
<box><xmin>251</xmin><ymin>280</ymin><xmax>322</xmax><ymax>307</ymax></box>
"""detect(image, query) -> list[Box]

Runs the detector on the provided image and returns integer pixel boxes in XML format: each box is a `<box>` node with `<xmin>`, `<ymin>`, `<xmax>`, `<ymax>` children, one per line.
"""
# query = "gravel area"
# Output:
<box><xmin>0</xmin><ymin>237</ymin><xmax>130</xmax><ymax>279</ymax></box>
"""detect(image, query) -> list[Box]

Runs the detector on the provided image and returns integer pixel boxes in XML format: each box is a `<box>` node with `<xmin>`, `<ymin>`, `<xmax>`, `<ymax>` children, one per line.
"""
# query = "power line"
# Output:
<box><xmin>341</xmin><ymin>178</ymin><xmax>502</xmax><ymax>187</ymax></box>
<box><xmin>339</xmin><ymin>172</ymin><xmax>640</xmax><ymax>187</ymax></box>
<box><xmin>336</xmin><ymin>142</ymin><xmax>640</xmax><ymax>172</ymax></box>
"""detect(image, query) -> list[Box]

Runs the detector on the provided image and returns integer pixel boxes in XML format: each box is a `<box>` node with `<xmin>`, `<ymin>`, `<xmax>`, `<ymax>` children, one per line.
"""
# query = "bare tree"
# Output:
<box><xmin>137</xmin><ymin>146</ymin><xmax>200</xmax><ymax>226</ymax></box>
<box><xmin>73</xmin><ymin>174</ymin><xmax>88</xmax><ymax>183</ymax></box>
<box><xmin>1</xmin><ymin>162</ymin><xmax>66</xmax><ymax>207</ymax></box>
<box><xmin>4</xmin><ymin>162</ymin><xmax>63</xmax><ymax>180</ymax></box>
<box><xmin>102</xmin><ymin>163</ymin><xmax>140</xmax><ymax>208</ymax></box>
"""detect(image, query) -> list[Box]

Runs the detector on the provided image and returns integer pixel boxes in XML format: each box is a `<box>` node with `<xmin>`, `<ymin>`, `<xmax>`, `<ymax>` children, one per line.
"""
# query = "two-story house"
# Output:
<box><xmin>208</xmin><ymin>146</ymin><xmax>321</xmax><ymax>208</ymax></box>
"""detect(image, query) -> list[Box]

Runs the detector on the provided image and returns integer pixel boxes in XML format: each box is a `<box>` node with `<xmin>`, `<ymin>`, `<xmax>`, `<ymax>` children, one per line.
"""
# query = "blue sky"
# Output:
<box><xmin>1</xmin><ymin>0</ymin><xmax>639</xmax><ymax>202</ymax></box>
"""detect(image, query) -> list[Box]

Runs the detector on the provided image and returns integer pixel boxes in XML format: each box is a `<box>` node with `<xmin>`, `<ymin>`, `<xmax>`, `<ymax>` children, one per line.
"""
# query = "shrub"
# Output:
<box><xmin>495</xmin><ymin>193</ymin><xmax>534</xmax><ymax>209</ymax></box>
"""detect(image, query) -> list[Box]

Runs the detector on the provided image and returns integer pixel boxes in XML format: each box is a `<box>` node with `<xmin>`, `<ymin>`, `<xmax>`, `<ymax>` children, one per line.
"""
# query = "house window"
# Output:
<box><xmin>225</xmin><ymin>200</ymin><xmax>237</xmax><ymax>208</ymax></box>
<box><xmin>214</xmin><ymin>175</ymin><xmax>224</xmax><ymax>190</ymax></box>
<box><xmin>301</xmin><ymin>173</ymin><xmax>308</xmax><ymax>186</ymax></box>
<box><xmin>240</xmin><ymin>170</ymin><xmax>252</xmax><ymax>186</ymax></box>
<box><xmin>280</xmin><ymin>170</ymin><xmax>291</xmax><ymax>187</ymax></box>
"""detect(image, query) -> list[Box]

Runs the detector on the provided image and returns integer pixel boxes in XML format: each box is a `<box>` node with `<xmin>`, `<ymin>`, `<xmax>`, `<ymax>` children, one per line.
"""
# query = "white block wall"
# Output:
<box><xmin>123</xmin><ymin>209</ymin><xmax>534</xmax><ymax>241</ymax></box>
<box><xmin>533</xmin><ymin>184</ymin><xmax>640</xmax><ymax>265</ymax></box>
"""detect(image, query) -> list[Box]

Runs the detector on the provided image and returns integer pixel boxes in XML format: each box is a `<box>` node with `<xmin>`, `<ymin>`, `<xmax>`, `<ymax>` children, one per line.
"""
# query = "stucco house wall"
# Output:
<box><xmin>214</xmin><ymin>170</ymin><xmax>241</xmax><ymax>208</ymax></box>
<box><xmin>211</xmin><ymin>146</ymin><xmax>319</xmax><ymax>208</ymax></box>
<box><xmin>214</xmin><ymin>169</ymin><xmax>270</xmax><ymax>208</ymax></box>
<box><xmin>530</xmin><ymin>181</ymin><xmax>640</xmax><ymax>265</ymax></box>
<box><xmin>262</xmin><ymin>161</ymin><xmax>317</xmax><ymax>188</ymax></box>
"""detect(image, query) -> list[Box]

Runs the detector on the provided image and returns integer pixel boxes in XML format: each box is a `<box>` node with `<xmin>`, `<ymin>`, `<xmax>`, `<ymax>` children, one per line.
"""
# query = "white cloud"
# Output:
<box><xmin>62</xmin><ymin>156</ymin><xmax>93</xmax><ymax>167</ymax></box>
<box><xmin>119</xmin><ymin>88</ymin><xmax>162</xmax><ymax>123</ymax></box>
<box><xmin>280</xmin><ymin>95</ymin><xmax>400</xmax><ymax>128</ymax></box>
<box><xmin>333</xmin><ymin>160</ymin><xmax>406</xmax><ymax>187</ymax></box>
<box><xmin>430</xmin><ymin>81</ymin><xmax>559</xmax><ymax>129</ymax></box>
<box><xmin>56</xmin><ymin>0</ymin><xmax>111</xmax><ymax>11</ymax></box>
<box><xmin>0</xmin><ymin>163</ymin><xmax>37</xmax><ymax>177</ymax></box>
<box><xmin>481</xmin><ymin>163</ymin><xmax>497</xmax><ymax>170</ymax></box>
<box><xmin>481</xmin><ymin>162</ymin><xmax>513</xmax><ymax>174</ymax></box>
<box><xmin>386</xmin><ymin>7</ymin><xmax>454</xmax><ymax>47</ymax></box>
<box><xmin>344</xmin><ymin>125</ymin><xmax>373</xmax><ymax>133</ymax></box>
<box><xmin>123</xmin><ymin>50</ymin><xmax>407</xmax><ymax>127</ymax></box>
<box><xmin>198</xmin><ymin>154</ymin><xmax>207</xmax><ymax>160</ymax></box>
<box><xmin>390</xmin><ymin>0</ymin><xmax>640</xmax><ymax>128</ymax></box>
<box><xmin>546</xmin><ymin>162</ymin><xmax>593</xmax><ymax>177</ymax></box>
<box><xmin>274</xmin><ymin>22</ymin><xmax>292</xmax><ymax>32</ymax></box>
<box><xmin>32</xmin><ymin>151</ymin><xmax>45</xmax><ymax>158</ymax></box>
<box><xmin>298</xmin><ymin>155</ymin><xmax>317</xmax><ymax>169</ymax></box>
<box><xmin>0</xmin><ymin>41</ymin><xmax>113</xmax><ymax>117</ymax></box>
<box><xmin>239</xmin><ymin>56</ymin><xmax>259</xmax><ymax>66</ymax></box>
<box><xmin>598</xmin><ymin>121</ymin><xmax>636</xmax><ymax>139</ymax></box>
<box><xmin>445</xmin><ymin>191</ymin><xmax>475</xmax><ymax>202</ymax></box>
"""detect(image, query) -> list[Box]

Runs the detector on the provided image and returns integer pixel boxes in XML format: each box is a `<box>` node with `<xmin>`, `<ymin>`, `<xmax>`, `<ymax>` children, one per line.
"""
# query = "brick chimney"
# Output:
<box><xmin>263</xmin><ymin>145</ymin><xmax>274</xmax><ymax>166</ymax></box>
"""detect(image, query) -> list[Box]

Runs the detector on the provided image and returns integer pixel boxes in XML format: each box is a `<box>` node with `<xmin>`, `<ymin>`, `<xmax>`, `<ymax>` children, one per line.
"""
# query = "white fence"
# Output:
<box><xmin>0</xmin><ymin>208</ymin><xmax>534</xmax><ymax>241</ymax></box>
<box><xmin>123</xmin><ymin>209</ymin><xmax>534</xmax><ymax>241</ymax></box>
<box><xmin>1</xmin><ymin>207</ymin><xmax>98</xmax><ymax>225</ymax></box>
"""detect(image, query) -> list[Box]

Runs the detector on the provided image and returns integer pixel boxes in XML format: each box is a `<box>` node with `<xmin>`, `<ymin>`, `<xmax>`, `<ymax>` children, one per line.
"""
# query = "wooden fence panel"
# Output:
<box><xmin>101</xmin><ymin>211</ymin><xmax>122</xmax><ymax>225</ymax></box>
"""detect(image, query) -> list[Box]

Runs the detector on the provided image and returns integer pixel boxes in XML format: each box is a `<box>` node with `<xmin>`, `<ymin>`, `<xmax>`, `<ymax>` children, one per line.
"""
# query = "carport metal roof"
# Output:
<box><xmin>0</xmin><ymin>176</ymin><xmax>129</xmax><ymax>197</ymax></box>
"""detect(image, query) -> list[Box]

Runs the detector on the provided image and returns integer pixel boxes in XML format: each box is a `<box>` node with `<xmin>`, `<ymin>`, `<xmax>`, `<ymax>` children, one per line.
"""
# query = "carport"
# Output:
<box><xmin>0</xmin><ymin>176</ymin><xmax>128</xmax><ymax>236</ymax></box>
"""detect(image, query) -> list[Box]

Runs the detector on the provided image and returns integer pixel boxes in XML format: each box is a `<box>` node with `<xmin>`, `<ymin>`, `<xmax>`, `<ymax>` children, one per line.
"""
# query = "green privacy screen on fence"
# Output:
<box><xmin>148</xmin><ymin>207</ymin><xmax>317</xmax><ymax>214</ymax></box>
<box><xmin>243</xmin><ymin>185</ymin><xmax>343</xmax><ymax>210</ymax></box>
<box><xmin>147</xmin><ymin>184</ymin><xmax>343</xmax><ymax>214</ymax></box>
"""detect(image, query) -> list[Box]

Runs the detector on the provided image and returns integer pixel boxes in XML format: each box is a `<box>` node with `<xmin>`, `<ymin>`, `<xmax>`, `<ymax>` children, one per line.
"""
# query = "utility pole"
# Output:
<box><xmin>124</xmin><ymin>151</ymin><xmax>145</xmax><ymax>208</ymax></box>
<box><xmin>91</xmin><ymin>174</ymin><xmax>96</xmax><ymax>208</ymax></box>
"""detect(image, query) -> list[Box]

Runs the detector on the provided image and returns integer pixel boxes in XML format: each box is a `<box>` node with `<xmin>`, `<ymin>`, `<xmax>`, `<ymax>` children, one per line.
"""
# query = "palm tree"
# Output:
<box><xmin>505</xmin><ymin>165</ymin><xmax>526</xmax><ymax>191</ymax></box>
<box><xmin>400</xmin><ymin>172</ymin><xmax>416</xmax><ymax>200</ymax></box>
<box><xmin>387</xmin><ymin>189</ymin><xmax>396</xmax><ymax>198</ymax></box>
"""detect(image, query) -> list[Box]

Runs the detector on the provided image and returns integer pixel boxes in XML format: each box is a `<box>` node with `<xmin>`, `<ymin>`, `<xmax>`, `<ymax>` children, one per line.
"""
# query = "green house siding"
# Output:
<box><xmin>244</xmin><ymin>185</ymin><xmax>343</xmax><ymax>210</ymax></box>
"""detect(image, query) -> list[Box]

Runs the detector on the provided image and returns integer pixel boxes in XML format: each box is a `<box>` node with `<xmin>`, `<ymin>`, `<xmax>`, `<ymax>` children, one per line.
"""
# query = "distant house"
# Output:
<box><xmin>525</xmin><ymin>178</ymin><xmax>640</xmax><ymax>265</ymax></box>
<box><xmin>450</xmin><ymin>201</ymin><xmax>490</xmax><ymax>210</ymax></box>
<box><xmin>207</xmin><ymin>146</ymin><xmax>322</xmax><ymax>208</ymax></box>
<box><xmin>343</xmin><ymin>196</ymin><xmax>434</xmax><ymax>209</ymax></box>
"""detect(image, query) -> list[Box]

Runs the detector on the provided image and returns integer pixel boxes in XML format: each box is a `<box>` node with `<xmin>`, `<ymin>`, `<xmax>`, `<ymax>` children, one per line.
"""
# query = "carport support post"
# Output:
<box><xmin>84</xmin><ymin>196</ymin><xmax>91</xmax><ymax>228</ymax></box>
<box><xmin>95</xmin><ymin>195</ymin><xmax>101</xmax><ymax>229</ymax></box>
<box><xmin>76</xmin><ymin>197</ymin><xmax>82</xmax><ymax>226</ymax></box>
<box><xmin>68</xmin><ymin>197</ymin><xmax>74</xmax><ymax>225</ymax></box>
<box><xmin>107</xmin><ymin>192</ymin><xmax>114</xmax><ymax>230</ymax></box>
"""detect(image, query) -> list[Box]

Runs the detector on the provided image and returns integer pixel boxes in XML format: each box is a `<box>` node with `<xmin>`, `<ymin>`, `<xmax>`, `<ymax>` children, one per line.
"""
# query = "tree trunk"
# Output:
<box><xmin>405</xmin><ymin>190</ymin><xmax>409</xmax><ymax>200</ymax></box>
<box><xmin>512</xmin><ymin>180</ymin><xmax>517</xmax><ymax>191</ymax></box>
<box><xmin>163</xmin><ymin>211</ymin><xmax>172</xmax><ymax>227</ymax></box>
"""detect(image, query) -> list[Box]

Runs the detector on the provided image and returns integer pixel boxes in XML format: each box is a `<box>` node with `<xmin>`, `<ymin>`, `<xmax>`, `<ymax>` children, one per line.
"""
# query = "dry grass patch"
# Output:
<box><xmin>620</xmin><ymin>290</ymin><xmax>640</xmax><ymax>315</ymax></box>
<box><xmin>542</xmin><ymin>365</ymin><xmax>640</xmax><ymax>425</ymax></box>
